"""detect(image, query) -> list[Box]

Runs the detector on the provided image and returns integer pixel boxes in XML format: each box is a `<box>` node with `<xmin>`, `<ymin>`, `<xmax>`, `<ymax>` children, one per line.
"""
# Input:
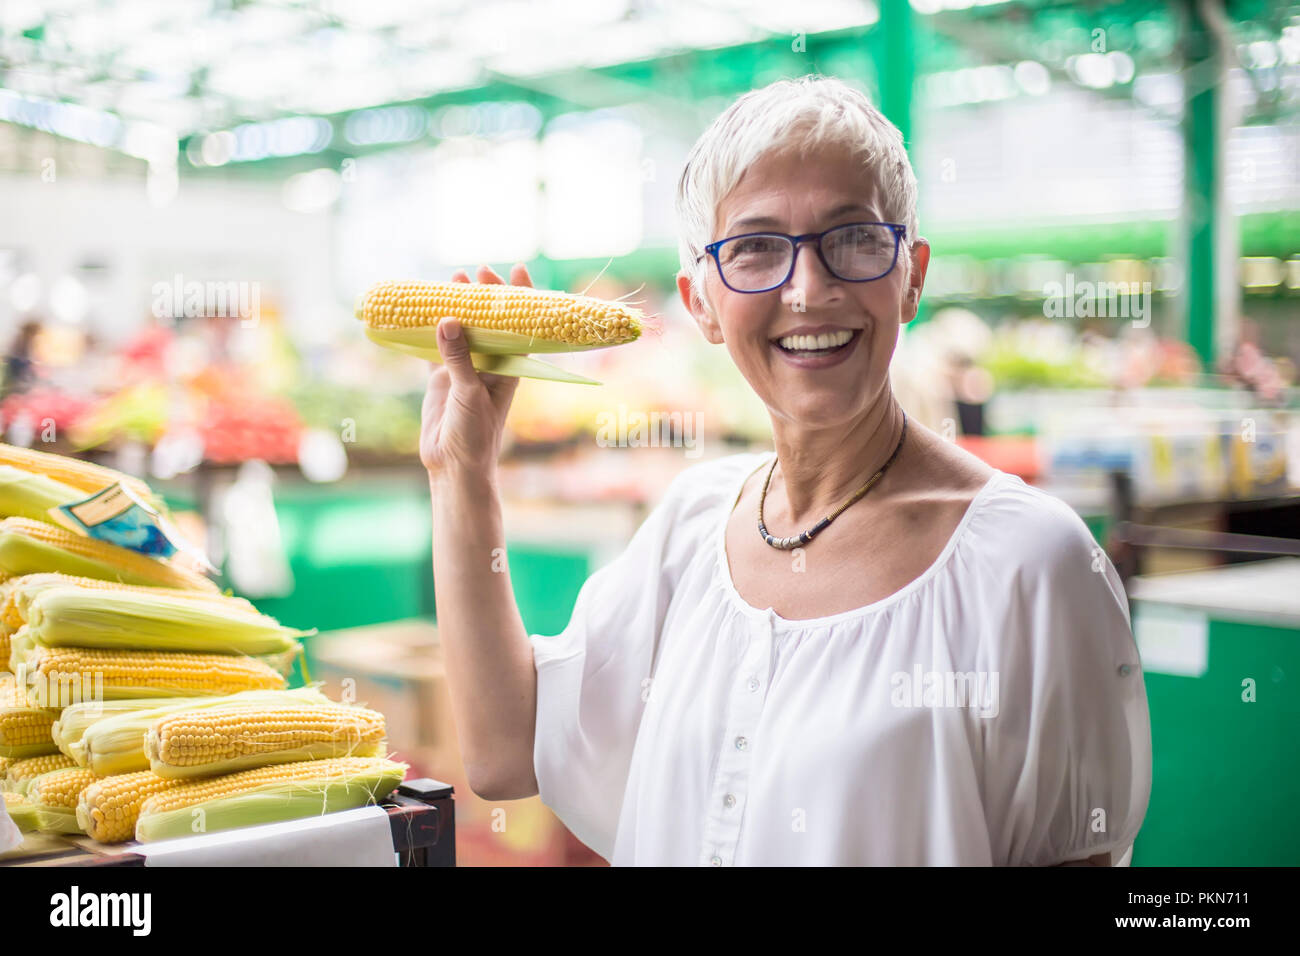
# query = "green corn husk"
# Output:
<box><xmin>5</xmin><ymin>626</ymin><xmax>32</xmax><ymax>674</ymax></box>
<box><xmin>34</xmin><ymin>806</ymin><xmax>84</xmax><ymax>834</ymax></box>
<box><xmin>0</xmin><ymin>466</ymin><xmax>82</xmax><ymax>524</ymax></box>
<box><xmin>3</xmin><ymin>792</ymin><xmax>38</xmax><ymax>831</ymax></box>
<box><xmin>8</xmin><ymin>573</ymin><xmax>255</xmax><ymax>623</ymax></box>
<box><xmin>18</xmin><ymin>642</ymin><xmax>287</xmax><ymax>712</ymax></box>
<box><xmin>24</xmin><ymin>586</ymin><xmax>309</xmax><ymax>656</ymax></box>
<box><xmin>134</xmin><ymin>756</ymin><xmax>407</xmax><ymax>842</ymax></box>
<box><xmin>0</xmin><ymin>739</ymin><xmax>57</xmax><ymax>760</ymax></box>
<box><xmin>79</xmin><ymin>687</ymin><xmax>333</xmax><ymax>776</ymax></box>
<box><xmin>362</xmin><ymin>326</ymin><xmax>602</xmax><ymax>385</ymax></box>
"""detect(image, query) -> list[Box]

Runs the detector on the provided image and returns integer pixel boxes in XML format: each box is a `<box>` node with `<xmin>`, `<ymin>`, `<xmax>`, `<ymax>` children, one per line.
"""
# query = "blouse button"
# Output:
<box><xmin>735</xmin><ymin>736</ymin><xmax>749</xmax><ymax>751</ymax></box>
<box><xmin>747</xmin><ymin>676</ymin><xmax>760</xmax><ymax>692</ymax></box>
<box><xmin>1118</xmin><ymin>664</ymin><xmax>1132</xmax><ymax>677</ymax></box>
<box><xmin>723</xmin><ymin>793</ymin><xmax>736</xmax><ymax>809</ymax></box>
<box><xmin>710</xmin><ymin>855</ymin><xmax>722</xmax><ymax>866</ymax></box>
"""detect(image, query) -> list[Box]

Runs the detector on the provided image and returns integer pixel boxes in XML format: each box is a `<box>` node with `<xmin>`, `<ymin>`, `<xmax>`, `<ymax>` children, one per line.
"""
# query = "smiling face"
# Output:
<box><xmin>679</xmin><ymin>144</ymin><xmax>929</xmax><ymax>431</ymax></box>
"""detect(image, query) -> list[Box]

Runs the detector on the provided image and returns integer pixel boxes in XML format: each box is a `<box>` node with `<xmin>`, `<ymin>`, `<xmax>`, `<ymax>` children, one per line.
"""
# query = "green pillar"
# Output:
<box><xmin>877</xmin><ymin>0</ymin><xmax>923</xmax><ymax>322</ymax></box>
<box><xmin>1184</xmin><ymin>4</ymin><xmax>1219</xmax><ymax>368</ymax></box>
<box><xmin>877</xmin><ymin>0</ymin><xmax>915</xmax><ymax>153</ymax></box>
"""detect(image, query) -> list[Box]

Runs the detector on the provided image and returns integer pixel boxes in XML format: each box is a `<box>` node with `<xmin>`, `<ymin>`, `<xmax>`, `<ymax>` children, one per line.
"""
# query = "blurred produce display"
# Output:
<box><xmin>288</xmin><ymin>383</ymin><xmax>422</xmax><ymax>459</ymax></box>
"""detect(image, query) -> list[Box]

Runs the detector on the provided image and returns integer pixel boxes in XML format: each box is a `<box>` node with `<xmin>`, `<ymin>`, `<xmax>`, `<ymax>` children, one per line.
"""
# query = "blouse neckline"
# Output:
<box><xmin>714</xmin><ymin>453</ymin><xmax>1007</xmax><ymax>629</ymax></box>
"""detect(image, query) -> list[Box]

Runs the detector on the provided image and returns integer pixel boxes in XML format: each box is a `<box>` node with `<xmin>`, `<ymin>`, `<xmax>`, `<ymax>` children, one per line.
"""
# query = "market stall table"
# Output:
<box><xmin>0</xmin><ymin>778</ymin><xmax>454</xmax><ymax>867</ymax></box>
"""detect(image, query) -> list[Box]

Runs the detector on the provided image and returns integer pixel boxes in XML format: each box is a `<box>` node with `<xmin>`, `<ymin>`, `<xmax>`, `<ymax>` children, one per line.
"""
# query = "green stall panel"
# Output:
<box><xmin>166</xmin><ymin>475</ymin><xmax>597</xmax><ymax>674</ymax></box>
<box><xmin>506</xmin><ymin>545</ymin><xmax>591</xmax><ymax>638</ymax></box>
<box><xmin>1128</xmin><ymin>559</ymin><xmax>1300</xmax><ymax>866</ymax></box>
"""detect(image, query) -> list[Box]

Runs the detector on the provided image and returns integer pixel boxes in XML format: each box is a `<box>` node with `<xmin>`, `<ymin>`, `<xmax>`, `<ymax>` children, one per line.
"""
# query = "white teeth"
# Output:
<box><xmin>776</xmin><ymin>329</ymin><xmax>854</xmax><ymax>351</ymax></box>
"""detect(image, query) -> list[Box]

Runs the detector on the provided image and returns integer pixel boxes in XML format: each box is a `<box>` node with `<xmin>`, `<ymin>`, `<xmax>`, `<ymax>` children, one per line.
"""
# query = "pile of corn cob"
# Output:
<box><xmin>0</xmin><ymin>444</ymin><xmax>406</xmax><ymax>844</ymax></box>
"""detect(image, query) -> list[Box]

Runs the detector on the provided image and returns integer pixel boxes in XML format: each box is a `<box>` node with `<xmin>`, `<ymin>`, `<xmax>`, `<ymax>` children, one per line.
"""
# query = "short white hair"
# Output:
<box><xmin>674</xmin><ymin>75</ymin><xmax>918</xmax><ymax>303</ymax></box>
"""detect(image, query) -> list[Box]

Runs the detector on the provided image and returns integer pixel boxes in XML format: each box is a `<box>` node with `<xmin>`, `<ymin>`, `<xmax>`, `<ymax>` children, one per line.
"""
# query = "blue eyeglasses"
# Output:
<box><xmin>699</xmin><ymin>221</ymin><xmax>907</xmax><ymax>294</ymax></box>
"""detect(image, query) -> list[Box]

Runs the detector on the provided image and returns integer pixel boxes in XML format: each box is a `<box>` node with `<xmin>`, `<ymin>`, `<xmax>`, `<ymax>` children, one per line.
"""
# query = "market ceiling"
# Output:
<box><xmin>0</xmin><ymin>0</ymin><xmax>1294</xmax><ymax>169</ymax></box>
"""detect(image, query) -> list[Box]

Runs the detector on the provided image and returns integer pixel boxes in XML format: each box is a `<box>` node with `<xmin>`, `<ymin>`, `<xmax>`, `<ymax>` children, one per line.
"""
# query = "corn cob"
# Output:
<box><xmin>22</xmin><ymin>645</ymin><xmax>287</xmax><ymax>708</ymax></box>
<box><xmin>76</xmin><ymin>771</ymin><xmax>184</xmax><ymax>843</ymax></box>
<box><xmin>22</xmin><ymin>585</ymin><xmax>305</xmax><ymax>656</ymax></box>
<box><xmin>27</xmin><ymin>765</ymin><xmax>99</xmax><ymax>833</ymax></box>
<box><xmin>0</xmin><ymin>442</ymin><xmax>157</xmax><ymax>505</ymax></box>
<box><xmin>53</xmin><ymin>698</ymin><xmax>190</xmax><ymax>765</ymax></box>
<box><xmin>0</xmin><ymin>518</ymin><xmax>217</xmax><ymax>592</ymax></box>
<box><xmin>0</xmin><ymin>466</ymin><xmax>84</xmax><ymax>525</ymax></box>
<box><xmin>0</xmin><ymin>672</ymin><xmax>56</xmax><ymax>758</ymax></box>
<box><xmin>356</xmin><ymin>280</ymin><xmax>643</xmax><ymax>385</ymax></box>
<box><xmin>71</xmin><ymin>687</ymin><xmax>332</xmax><ymax>775</ymax></box>
<box><xmin>145</xmin><ymin>704</ymin><xmax>386</xmax><ymax>779</ymax></box>
<box><xmin>3</xmin><ymin>790</ymin><xmax>37</xmax><ymax>831</ymax></box>
<box><xmin>134</xmin><ymin>756</ymin><xmax>407</xmax><ymax>842</ymax></box>
<box><xmin>3</xmin><ymin>752</ymin><xmax>75</xmax><ymax>794</ymax></box>
<box><xmin>5</xmin><ymin>573</ymin><xmax>254</xmax><ymax>630</ymax></box>
<box><xmin>0</xmin><ymin>756</ymin><xmax>8</xmax><ymax>777</ymax></box>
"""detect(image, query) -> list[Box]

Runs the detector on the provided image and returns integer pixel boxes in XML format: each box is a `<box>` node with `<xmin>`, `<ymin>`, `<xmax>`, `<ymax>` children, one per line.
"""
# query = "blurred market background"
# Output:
<box><xmin>1</xmin><ymin>0</ymin><xmax>1298</xmax><ymax>865</ymax></box>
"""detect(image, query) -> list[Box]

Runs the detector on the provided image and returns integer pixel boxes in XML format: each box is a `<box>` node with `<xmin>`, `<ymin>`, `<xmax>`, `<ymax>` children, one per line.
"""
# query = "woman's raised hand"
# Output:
<box><xmin>419</xmin><ymin>263</ymin><xmax>530</xmax><ymax>480</ymax></box>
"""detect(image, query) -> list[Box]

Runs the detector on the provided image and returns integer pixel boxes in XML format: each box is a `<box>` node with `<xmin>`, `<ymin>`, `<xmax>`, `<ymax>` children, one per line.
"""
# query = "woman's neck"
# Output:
<box><xmin>768</xmin><ymin>395</ymin><xmax>907</xmax><ymax>525</ymax></box>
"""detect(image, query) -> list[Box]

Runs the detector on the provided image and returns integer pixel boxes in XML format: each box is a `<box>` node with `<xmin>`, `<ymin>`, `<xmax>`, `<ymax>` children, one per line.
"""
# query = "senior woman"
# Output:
<box><xmin>422</xmin><ymin>75</ymin><xmax>1152</xmax><ymax>866</ymax></box>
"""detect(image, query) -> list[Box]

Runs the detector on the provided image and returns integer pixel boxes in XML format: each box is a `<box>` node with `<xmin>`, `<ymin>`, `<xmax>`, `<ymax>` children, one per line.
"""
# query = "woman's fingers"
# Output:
<box><xmin>438</xmin><ymin>264</ymin><xmax>532</xmax><ymax>399</ymax></box>
<box><xmin>509</xmin><ymin>262</ymin><xmax>533</xmax><ymax>287</ymax></box>
<box><xmin>476</xmin><ymin>265</ymin><xmax>505</xmax><ymax>285</ymax></box>
<box><xmin>437</xmin><ymin>317</ymin><xmax>483</xmax><ymax>390</ymax></box>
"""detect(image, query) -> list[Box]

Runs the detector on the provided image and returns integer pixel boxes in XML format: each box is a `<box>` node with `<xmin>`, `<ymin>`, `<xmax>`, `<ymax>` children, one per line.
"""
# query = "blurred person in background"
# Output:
<box><xmin>1</xmin><ymin>319</ymin><xmax>42</xmax><ymax>399</ymax></box>
<box><xmin>421</xmin><ymin>75</ymin><xmax>1151</xmax><ymax>866</ymax></box>
<box><xmin>1221</xmin><ymin>319</ymin><xmax>1291</xmax><ymax>403</ymax></box>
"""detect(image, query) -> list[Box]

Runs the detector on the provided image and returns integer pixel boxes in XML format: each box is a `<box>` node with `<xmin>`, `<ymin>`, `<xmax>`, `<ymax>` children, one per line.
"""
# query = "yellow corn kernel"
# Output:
<box><xmin>4</xmin><ymin>752</ymin><xmax>75</xmax><ymax>792</ymax></box>
<box><xmin>0</xmin><ymin>517</ymin><xmax>218</xmax><ymax>592</ymax></box>
<box><xmin>356</xmin><ymin>280</ymin><xmax>642</xmax><ymax>348</ymax></box>
<box><xmin>0</xmin><ymin>673</ymin><xmax>56</xmax><ymax>758</ymax></box>
<box><xmin>76</xmin><ymin>771</ymin><xmax>183</xmax><ymax>843</ymax></box>
<box><xmin>23</xmin><ymin>646</ymin><xmax>286</xmax><ymax>707</ymax></box>
<box><xmin>0</xmin><ymin>442</ymin><xmax>156</xmax><ymax>503</ymax></box>
<box><xmin>146</xmin><ymin>704</ymin><xmax>386</xmax><ymax>778</ymax></box>
<box><xmin>28</xmin><ymin>766</ymin><xmax>99</xmax><ymax>809</ymax></box>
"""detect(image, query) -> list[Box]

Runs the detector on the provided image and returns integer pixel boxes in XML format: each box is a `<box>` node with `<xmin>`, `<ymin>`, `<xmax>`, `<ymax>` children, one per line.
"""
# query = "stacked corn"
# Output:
<box><xmin>0</xmin><ymin>447</ymin><xmax>405</xmax><ymax>843</ymax></box>
<box><xmin>0</xmin><ymin>446</ymin><xmax>404</xmax><ymax>844</ymax></box>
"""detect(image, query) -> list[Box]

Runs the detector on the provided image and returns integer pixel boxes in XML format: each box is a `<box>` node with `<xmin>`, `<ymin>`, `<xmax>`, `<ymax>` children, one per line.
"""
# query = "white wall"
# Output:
<box><xmin>0</xmin><ymin>174</ymin><xmax>340</xmax><ymax>347</ymax></box>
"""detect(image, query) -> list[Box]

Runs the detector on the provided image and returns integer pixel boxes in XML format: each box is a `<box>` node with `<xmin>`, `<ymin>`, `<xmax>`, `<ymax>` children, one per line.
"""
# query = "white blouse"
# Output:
<box><xmin>529</xmin><ymin>452</ymin><xmax>1152</xmax><ymax>866</ymax></box>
